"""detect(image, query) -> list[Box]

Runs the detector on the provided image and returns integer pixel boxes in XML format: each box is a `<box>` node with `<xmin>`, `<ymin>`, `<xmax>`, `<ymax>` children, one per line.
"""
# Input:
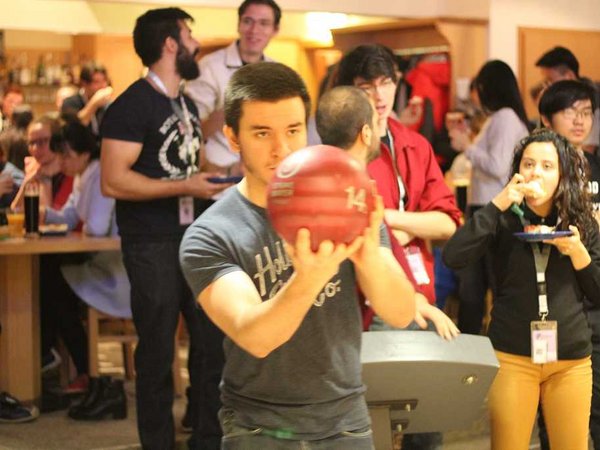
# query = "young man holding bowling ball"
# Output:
<box><xmin>179</xmin><ymin>61</ymin><xmax>416</xmax><ymax>449</ymax></box>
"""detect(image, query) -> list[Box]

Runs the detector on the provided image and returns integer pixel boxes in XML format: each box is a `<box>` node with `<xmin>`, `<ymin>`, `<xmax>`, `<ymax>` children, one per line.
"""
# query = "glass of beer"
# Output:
<box><xmin>6</xmin><ymin>207</ymin><xmax>25</xmax><ymax>238</ymax></box>
<box><xmin>24</xmin><ymin>182</ymin><xmax>40</xmax><ymax>237</ymax></box>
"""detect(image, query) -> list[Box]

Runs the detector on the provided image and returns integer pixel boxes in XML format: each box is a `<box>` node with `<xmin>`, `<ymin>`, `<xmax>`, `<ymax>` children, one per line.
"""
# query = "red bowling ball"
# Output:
<box><xmin>267</xmin><ymin>145</ymin><xmax>375</xmax><ymax>251</ymax></box>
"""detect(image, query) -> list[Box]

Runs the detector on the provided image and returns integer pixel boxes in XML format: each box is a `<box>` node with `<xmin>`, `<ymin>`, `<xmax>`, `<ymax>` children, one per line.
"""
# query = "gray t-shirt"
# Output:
<box><xmin>180</xmin><ymin>187</ymin><xmax>378</xmax><ymax>440</ymax></box>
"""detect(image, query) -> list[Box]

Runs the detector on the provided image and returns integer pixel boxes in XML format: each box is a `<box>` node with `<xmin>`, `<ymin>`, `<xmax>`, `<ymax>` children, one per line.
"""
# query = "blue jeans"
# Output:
<box><xmin>122</xmin><ymin>239</ymin><xmax>203</xmax><ymax>450</ymax></box>
<box><xmin>219</xmin><ymin>409</ymin><xmax>374</xmax><ymax>450</ymax></box>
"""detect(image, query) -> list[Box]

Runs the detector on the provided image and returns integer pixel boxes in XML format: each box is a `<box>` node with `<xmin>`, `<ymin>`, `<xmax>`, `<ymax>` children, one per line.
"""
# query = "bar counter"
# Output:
<box><xmin>0</xmin><ymin>232</ymin><xmax>121</xmax><ymax>403</ymax></box>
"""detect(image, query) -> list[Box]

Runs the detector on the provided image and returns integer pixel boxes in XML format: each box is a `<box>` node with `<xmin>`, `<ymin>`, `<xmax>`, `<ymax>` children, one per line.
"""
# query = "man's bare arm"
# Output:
<box><xmin>101</xmin><ymin>138</ymin><xmax>231</xmax><ymax>200</ymax></box>
<box><xmin>384</xmin><ymin>209</ymin><xmax>457</xmax><ymax>241</ymax></box>
<box><xmin>198</xmin><ymin>230</ymin><xmax>362</xmax><ymax>358</ymax></box>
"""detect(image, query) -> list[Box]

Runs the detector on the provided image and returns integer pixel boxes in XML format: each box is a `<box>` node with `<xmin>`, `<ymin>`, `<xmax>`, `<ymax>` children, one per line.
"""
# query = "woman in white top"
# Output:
<box><xmin>449</xmin><ymin>60</ymin><xmax>531</xmax><ymax>335</ymax></box>
<box><xmin>45</xmin><ymin>118</ymin><xmax>130</xmax><ymax>318</ymax></box>
<box><xmin>39</xmin><ymin>117</ymin><xmax>130</xmax><ymax>392</ymax></box>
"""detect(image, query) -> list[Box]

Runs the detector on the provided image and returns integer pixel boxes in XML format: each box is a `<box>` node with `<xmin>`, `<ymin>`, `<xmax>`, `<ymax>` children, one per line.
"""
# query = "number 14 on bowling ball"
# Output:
<box><xmin>267</xmin><ymin>145</ymin><xmax>375</xmax><ymax>251</ymax></box>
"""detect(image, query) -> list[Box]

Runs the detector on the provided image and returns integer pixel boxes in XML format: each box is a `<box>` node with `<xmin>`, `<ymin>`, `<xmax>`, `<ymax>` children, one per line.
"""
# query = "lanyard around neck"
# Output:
<box><xmin>515</xmin><ymin>210</ymin><xmax>554</xmax><ymax>320</ymax></box>
<box><xmin>385</xmin><ymin>129</ymin><xmax>406</xmax><ymax>211</ymax></box>
<box><xmin>530</xmin><ymin>243</ymin><xmax>551</xmax><ymax>320</ymax></box>
<box><xmin>148</xmin><ymin>71</ymin><xmax>198</xmax><ymax>177</ymax></box>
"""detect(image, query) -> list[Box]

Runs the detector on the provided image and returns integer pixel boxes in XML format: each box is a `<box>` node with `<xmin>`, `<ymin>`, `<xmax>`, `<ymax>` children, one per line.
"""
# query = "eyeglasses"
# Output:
<box><xmin>561</xmin><ymin>107</ymin><xmax>594</xmax><ymax>120</ymax></box>
<box><xmin>27</xmin><ymin>136</ymin><xmax>51</xmax><ymax>147</ymax></box>
<box><xmin>356</xmin><ymin>78</ymin><xmax>396</xmax><ymax>97</ymax></box>
<box><xmin>240</xmin><ymin>17</ymin><xmax>275</xmax><ymax>30</ymax></box>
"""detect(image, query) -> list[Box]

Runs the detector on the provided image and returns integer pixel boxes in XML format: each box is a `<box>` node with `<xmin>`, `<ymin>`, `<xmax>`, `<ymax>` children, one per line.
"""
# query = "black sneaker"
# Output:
<box><xmin>0</xmin><ymin>392</ymin><xmax>39</xmax><ymax>423</ymax></box>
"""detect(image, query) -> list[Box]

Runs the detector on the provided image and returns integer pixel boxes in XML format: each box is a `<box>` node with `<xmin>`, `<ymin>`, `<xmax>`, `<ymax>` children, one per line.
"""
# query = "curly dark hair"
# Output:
<box><xmin>511</xmin><ymin>128</ymin><xmax>597</xmax><ymax>241</ymax></box>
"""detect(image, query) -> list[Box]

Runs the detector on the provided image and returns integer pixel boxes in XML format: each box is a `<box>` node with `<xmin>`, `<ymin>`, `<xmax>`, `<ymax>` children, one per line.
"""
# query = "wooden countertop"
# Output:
<box><xmin>0</xmin><ymin>232</ymin><xmax>121</xmax><ymax>255</ymax></box>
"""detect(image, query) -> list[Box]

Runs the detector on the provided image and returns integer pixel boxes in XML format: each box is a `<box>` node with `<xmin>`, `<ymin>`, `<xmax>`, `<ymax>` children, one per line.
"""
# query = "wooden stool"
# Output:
<box><xmin>87</xmin><ymin>307</ymin><xmax>185</xmax><ymax>397</ymax></box>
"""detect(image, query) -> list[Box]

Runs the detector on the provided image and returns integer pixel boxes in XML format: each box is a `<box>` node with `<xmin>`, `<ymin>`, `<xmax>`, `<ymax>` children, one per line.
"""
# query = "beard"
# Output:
<box><xmin>176</xmin><ymin>46</ymin><xmax>200</xmax><ymax>81</ymax></box>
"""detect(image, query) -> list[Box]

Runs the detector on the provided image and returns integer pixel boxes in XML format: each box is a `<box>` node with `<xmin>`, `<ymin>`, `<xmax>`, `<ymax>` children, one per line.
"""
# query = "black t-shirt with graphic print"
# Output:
<box><xmin>101</xmin><ymin>79</ymin><xmax>203</xmax><ymax>243</ymax></box>
<box><xmin>585</xmin><ymin>150</ymin><xmax>600</xmax><ymax>214</ymax></box>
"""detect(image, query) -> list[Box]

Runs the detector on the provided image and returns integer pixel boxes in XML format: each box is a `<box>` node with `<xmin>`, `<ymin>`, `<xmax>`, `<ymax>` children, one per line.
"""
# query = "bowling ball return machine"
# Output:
<box><xmin>361</xmin><ymin>331</ymin><xmax>499</xmax><ymax>449</ymax></box>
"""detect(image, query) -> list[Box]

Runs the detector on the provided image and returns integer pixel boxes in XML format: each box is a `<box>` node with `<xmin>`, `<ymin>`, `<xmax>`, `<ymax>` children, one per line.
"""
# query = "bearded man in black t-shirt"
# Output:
<box><xmin>100</xmin><ymin>8</ymin><xmax>232</xmax><ymax>450</ymax></box>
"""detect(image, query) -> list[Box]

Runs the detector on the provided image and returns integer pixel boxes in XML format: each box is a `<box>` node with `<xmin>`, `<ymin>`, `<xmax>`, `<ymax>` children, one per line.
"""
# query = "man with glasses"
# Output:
<box><xmin>536</xmin><ymin>46</ymin><xmax>600</xmax><ymax>153</ymax></box>
<box><xmin>537</xmin><ymin>79</ymin><xmax>600</xmax><ymax>450</ymax></box>
<box><xmin>185</xmin><ymin>3</ymin><xmax>280</xmax><ymax>445</ymax></box>
<box><xmin>335</xmin><ymin>44</ymin><xmax>461</xmax><ymax>308</ymax></box>
<box><xmin>186</xmin><ymin>0</ymin><xmax>281</xmax><ymax>193</ymax></box>
<box><xmin>335</xmin><ymin>44</ymin><xmax>461</xmax><ymax>450</ymax></box>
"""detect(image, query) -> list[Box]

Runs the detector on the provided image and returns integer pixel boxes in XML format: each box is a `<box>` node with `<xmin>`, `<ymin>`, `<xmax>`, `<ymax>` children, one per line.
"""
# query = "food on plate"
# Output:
<box><xmin>39</xmin><ymin>223</ymin><xmax>69</xmax><ymax>234</ymax></box>
<box><xmin>524</xmin><ymin>224</ymin><xmax>555</xmax><ymax>234</ymax></box>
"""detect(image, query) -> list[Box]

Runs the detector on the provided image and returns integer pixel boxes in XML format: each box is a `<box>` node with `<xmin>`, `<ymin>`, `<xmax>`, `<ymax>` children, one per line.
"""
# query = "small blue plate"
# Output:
<box><xmin>514</xmin><ymin>231</ymin><xmax>573</xmax><ymax>242</ymax></box>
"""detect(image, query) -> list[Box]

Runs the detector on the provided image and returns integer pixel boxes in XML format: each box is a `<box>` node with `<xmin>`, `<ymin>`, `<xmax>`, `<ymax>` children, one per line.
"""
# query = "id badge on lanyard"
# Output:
<box><xmin>148</xmin><ymin>71</ymin><xmax>198</xmax><ymax>226</ymax></box>
<box><xmin>404</xmin><ymin>245</ymin><xmax>430</xmax><ymax>285</ymax></box>
<box><xmin>171</xmin><ymin>99</ymin><xmax>196</xmax><ymax>225</ymax></box>
<box><xmin>531</xmin><ymin>320</ymin><xmax>558</xmax><ymax>364</ymax></box>
<box><xmin>529</xmin><ymin>243</ymin><xmax>557</xmax><ymax>363</ymax></box>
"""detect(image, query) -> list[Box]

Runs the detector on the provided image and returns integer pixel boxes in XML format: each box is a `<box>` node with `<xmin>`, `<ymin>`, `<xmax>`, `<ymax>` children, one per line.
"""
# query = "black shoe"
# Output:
<box><xmin>68</xmin><ymin>376</ymin><xmax>111</xmax><ymax>418</ymax></box>
<box><xmin>0</xmin><ymin>392</ymin><xmax>39</xmax><ymax>423</ymax></box>
<box><xmin>68</xmin><ymin>378</ymin><xmax>127</xmax><ymax>421</ymax></box>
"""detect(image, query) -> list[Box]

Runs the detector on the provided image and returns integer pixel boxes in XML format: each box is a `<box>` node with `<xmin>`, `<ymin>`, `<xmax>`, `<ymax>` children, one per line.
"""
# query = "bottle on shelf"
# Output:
<box><xmin>36</xmin><ymin>55</ymin><xmax>46</xmax><ymax>85</ymax></box>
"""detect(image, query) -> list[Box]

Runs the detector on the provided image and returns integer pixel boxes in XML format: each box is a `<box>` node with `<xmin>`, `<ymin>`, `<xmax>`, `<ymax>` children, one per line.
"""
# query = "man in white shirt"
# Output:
<box><xmin>186</xmin><ymin>0</ymin><xmax>280</xmax><ymax>184</ymax></box>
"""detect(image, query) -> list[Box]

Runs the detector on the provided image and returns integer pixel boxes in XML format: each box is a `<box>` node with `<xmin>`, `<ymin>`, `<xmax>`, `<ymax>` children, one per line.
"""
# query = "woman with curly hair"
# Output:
<box><xmin>443</xmin><ymin>129</ymin><xmax>600</xmax><ymax>449</ymax></box>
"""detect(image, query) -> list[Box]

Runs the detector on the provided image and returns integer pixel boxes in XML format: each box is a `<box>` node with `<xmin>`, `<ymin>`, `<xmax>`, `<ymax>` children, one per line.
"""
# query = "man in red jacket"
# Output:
<box><xmin>336</xmin><ymin>44</ymin><xmax>461</xmax><ymax>306</ymax></box>
<box><xmin>335</xmin><ymin>45</ymin><xmax>462</xmax><ymax>449</ymax></box>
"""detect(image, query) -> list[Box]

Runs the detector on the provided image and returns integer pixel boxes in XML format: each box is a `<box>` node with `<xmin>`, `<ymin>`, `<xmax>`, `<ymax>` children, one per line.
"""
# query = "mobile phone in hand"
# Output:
<box><xmin>207</xmin><ymin>176</ymin><xmax>243</xmax><ymax>184</ymax></box>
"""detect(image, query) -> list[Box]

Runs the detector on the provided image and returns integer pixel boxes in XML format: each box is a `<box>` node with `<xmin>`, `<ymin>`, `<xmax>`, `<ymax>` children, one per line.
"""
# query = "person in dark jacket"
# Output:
<box><xmin>443</xmin><ymin>129</ymin><xmax>600</xmax><ymax>450</ymax></box>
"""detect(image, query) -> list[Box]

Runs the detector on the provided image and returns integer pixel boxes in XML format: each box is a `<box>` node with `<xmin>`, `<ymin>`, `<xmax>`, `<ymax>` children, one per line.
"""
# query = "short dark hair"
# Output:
<box><xmin>335</xmin><ymin>44</ymin><xmax>398</xmax><ymax>87</ymax></box>
<box><xmin>538</xmin><ymin>79</ymin><xmax>597</xmax><ymax>119</ymax></box>
<box><xmin>224</xmin><ymin>62</ymin><xmax>310</xmax><ymax>134</ymax></box>
<box><xmin>536</xmin><ymin>46</ymin><xmax>579</xmax><ymax>78</ymax></box>
<box><xmin>61</xmin><ymin>116</ymin><xmax>100</xmax><ymax>160</ymax></box>
<box><xmin>12</xmin><ymin>104</ymin><xmax>33</xmax><ymax>130</ymax></box>
<box><xmin>316</xmin><ymin>86</ymin><xmax>373</xmax><ymax>150</ymax></box>
<box><xmin>79</xmin><ymin>62</ymin><xmax>108</xmax><ymax>84</ymax></box>
<box><xmin>238</xmin><ymin>0</ymin><xmax>281</xmax><ymax>27</ymax></box>
<box><xmin>133</xmin><ymin>8</ymin><xmax>193</xmax><ymax>67</ymax></box>
<box><xmin>475</xmin><ymin>60</ymin><xmax>531</xmax><ymax>130</ymax></box>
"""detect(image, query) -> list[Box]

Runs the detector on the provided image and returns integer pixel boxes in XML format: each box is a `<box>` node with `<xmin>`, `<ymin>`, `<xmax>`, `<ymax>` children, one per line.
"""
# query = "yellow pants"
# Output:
<box><xmin>488</xmin><ymin>351</ymin><xmax>591</xmax><ymax>450</ymax></box>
